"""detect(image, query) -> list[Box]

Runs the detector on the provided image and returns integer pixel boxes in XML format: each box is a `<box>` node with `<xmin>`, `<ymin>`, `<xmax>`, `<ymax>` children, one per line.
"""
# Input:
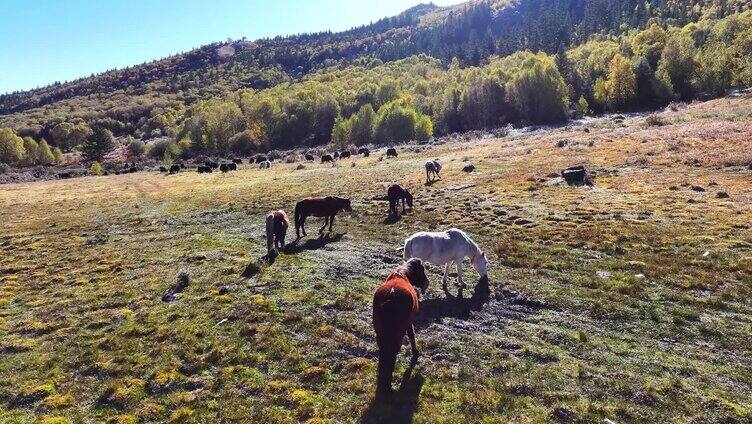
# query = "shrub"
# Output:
<box><xmin>147</xmin><ymin>139</ymin><xmax>181</xmax><ymax>161</ymax></box>
<box><xmin>82</xmin><ymin>127</ymin><xmax>114</xmax><ymax>162</ymax></box>
<box><xmin>645</xmin><ymin>114</ymin><xmax>666</xmax><ymax>126</ymax></box>
<box><xmin>37</xmin><ymin>139</ymin><xmax>55</xmax><ymax>165</ymax></box>
<box><xmin>90</xmin><ymin>161</ymin><xmax>103</xmax><ymax>175</ymax></box>
<box><xmin>505</xmin><ymin>53</ymin><xmax>569</xmax><ymax>123</ymax></box>
<box><xmin>126</xmin><ymin>138</ymin><xmax>145</xmax><ymax>159</ymax></box>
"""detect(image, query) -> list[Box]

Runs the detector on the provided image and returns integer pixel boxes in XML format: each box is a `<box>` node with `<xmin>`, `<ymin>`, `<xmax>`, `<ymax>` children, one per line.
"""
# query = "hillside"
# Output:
<box><xmin>1</xmin><ymin>95</ymin><xmax>750</xmax><ymax>422</ymax></box>
<box><xmin>1</xmin><ymin>0</ymin><xmax>749</xmax><ymax>149</ymax></box>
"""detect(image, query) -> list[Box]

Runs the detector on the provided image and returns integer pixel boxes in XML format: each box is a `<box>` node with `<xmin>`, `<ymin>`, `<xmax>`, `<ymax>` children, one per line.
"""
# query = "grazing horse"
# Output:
<box><xmin>321</xmin><ymin>154</ymin><xmax>333</xmax><ymax>163</ymax></box>
<box><xmin>387</xmin><ymin>184</ymin><xmax>413</xmax><ymax>216</ymax></box>
<box><xmin>386</xmin><ymin>148</ymin><xmax>398</xmax><ymax>158</ymax></box>
<box><xmin>294</xmin><ymin>196</ymin><xmax>352</xmax><ymax>238</ymax></box>
<box><xmin>340</xmin><ymin>151</ymin><xmax>351</xmax><ymax>159</ymax></box>
<box><xmin>266</xmin><ymin>210</ymin><xmax>289</xmax><ymax>253</ymax></box>
<box><xmin>425</xmin><ymin>160</ymin><xmax>442</xmax><ymax>182</ymax></box>
<box><xmin>372</xmin><ymin>258</ymin><xmax>429</xmax><ymax>397</ymax></box>
<box><xmin>403</xmin><ymin>228</ymin><xmax>488</xmax><ymax>291</ymax></box>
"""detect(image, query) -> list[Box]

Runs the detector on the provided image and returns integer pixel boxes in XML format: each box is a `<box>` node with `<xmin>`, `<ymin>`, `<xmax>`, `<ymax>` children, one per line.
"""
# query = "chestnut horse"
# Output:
<box><xmin>266</xmin><ymin>210</ymin><xmax>289</xmax><ymax>253</ymax></box>
<box><xmin>294</xmin><ymin>196</ymin><xmax>352</xmax><ymax>238</ymax></box>
<box><xmin>373</xmin><ymin>258</ymin><xmax>429</xmax><ymax>397</ymax></box>
<box><xmin>387</xmin><ymin>184</ymin><xmax>413</xmax><ymax>216</ymax></box>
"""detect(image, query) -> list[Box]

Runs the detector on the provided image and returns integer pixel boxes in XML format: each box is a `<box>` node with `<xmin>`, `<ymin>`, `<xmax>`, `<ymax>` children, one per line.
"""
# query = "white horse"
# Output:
<box><xmin>403</xmin><ymin>228</ymin><xmax>488</xmax><ymax>291</ymax></box>
<box><xmin>425</xmin><ymin>160</ymin><xmax>442</xmax><ymax>182</ymax></box>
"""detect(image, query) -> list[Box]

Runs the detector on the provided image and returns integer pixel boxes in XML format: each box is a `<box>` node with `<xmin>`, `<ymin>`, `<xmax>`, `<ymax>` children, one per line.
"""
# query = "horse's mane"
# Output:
<box><xmin>454</xmin><ymin>229</ymin><xmax>482</xmax><ymax>257</ymax></box>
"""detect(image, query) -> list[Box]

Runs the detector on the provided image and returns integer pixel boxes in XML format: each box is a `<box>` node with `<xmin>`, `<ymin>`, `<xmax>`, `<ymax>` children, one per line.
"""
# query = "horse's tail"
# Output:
<box><xmin>294</xmin><ymin>202</ymin><xmax>302</xmax><ymax>228</ymax></box>
<box><xmin>265</xmin><ymin>214</ymin><xmax>274</xmax><ymax>252</ymax></box>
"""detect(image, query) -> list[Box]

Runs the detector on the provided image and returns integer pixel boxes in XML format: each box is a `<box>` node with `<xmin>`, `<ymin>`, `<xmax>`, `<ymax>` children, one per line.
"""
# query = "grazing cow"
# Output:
<box><xmin>169</xmin><ymin>164</ymin><xmax>180</xmax><ymax>174</ymax></box>
<box><xmin>387</xmin><ymin>184</ymin><xmax>413</xmax><ymax>216</ymax></box>
<box><xmin>255</xmin><ymin>155</ymin><xmax>268</xmax><ymax>164</ymax></box>
<box><xmin>425</xmin><ymin>160</ymin><xmax>442</xmax><ymax>182</ymax></box>
<box><xmin>228</xmin><ymin>163</ymin><xmax>237</xmax><ymax>171</ymax></box>
<box><xmin>265</xmin><ymin>210</ymin><xmax>289</xmax><ymax>253</ymax></box>
<box><xmin>179</xmin><ymin>163</ymin><xmax>185</xmax><ymax>169</ymax></box>
<box><xmin>220</xmin><ymin>163</ymin><xmax>230</xmax><ymax>173</ymax></box>
<box><xmin>58</xmin><ymin>172</ymin><xmax>72</xmax><ymax>179</ymax></box>
<box><xmin>334</xmin><ymin>151</ymin><xmax>341</xmax><ymax>160</ymax></box>
<box><xmin>294</xmin><ymin>196</ymin><xmax>352</xmax><ymax>238</ymax></box>
<box><xmin>305</xmin><ymin>153</ymin><xmax>315</xmax><ymax>161</ymax></box>
<box><xmin>372</xmin><ymin>258</ymin><xmax>429</xmax><ymax>397</ymax></box>
<box><xmin>197</xmin><ymin>166</ymin><xmax>213</xmax><ymax>173</ymax></box>
<box><xmin>259</xmin><ymin>160</ymin><xmax>271</xmax><ymax>169</ymax></box>
<box><xmin>159</xmin><ymin>166</ymin><xmax>167</xmax><ymax>173</ymax></box>
<box><xmin>205</xmin><ymin>160</ymin><xmax>218</xmax><ymax>169</ymax></box>
<box><xmin>386</xmin><ymin>148</ymin><xmax>398</xmax><ymax>158</ymax></box>
<box><xmin>403</xmin><ymin>228</ymin><xmax>488</xmax><ymax>291</ymax></box>
<box><xmin>321</xmin><ymin>154</ymin><xmax>333</xmax><ymax>163</ymax></box>
<box><xmin>232</xmin><ymin>158</ymin><xmax>242</xmax><ymax>164</ymax></box>
<box><xmin>340</xmin><ymin>151</ymin><xmax>351</xmax><ymax>159</ymax></box>
<box><xmin>358</xmin><ymin>147</ymin><xmax>370</xmax><ymax>157</ymax></box>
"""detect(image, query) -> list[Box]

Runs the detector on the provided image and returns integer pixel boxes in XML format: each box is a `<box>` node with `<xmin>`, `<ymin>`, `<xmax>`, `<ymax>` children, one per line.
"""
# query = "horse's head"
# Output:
<box><xmin>341</xmin><ymin>198</ymin><xmax>353</xmax><ymax>213</ymax></box>
<box><xmin>404</xmin><ymin>258</ymin><xmax>429</xmax><ymax>294</ymax></box>
<box><xmin>405</xmin><ymin>191</ymin><xmax>413</xmax><ymax>209</ymax></box>
<box><xmin>473</xmin><ymin>251</ymin><xmax>489</xmax><ymax>278</ymax></box>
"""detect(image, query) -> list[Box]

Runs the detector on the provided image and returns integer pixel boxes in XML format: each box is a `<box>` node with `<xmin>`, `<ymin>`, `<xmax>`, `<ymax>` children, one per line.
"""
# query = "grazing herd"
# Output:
<box><xmin>252</xmin><ymin>146</ymin><xmax>489</xmax><ymax>398</ymax></box>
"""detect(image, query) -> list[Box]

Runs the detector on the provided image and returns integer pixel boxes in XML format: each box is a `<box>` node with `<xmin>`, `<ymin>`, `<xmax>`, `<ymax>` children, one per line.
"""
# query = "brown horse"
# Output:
<box><xmin>372</xmin><ymin>258</ymin><xmax>429</xmax><ymax>398</ymax></box>
<box><xmin>294</xmin><ymin>196</ymin><xmax>352</xmax><ymax>238</ymax></box>
<box><xmin>266</xmin><ymin>210</ymin><xmax>289</xmax><ymax>253</ymax></box>
<box><xmin>387</xmin><ymin>184</ymin><xmax>413</xmax><ymax>216</ymax></box>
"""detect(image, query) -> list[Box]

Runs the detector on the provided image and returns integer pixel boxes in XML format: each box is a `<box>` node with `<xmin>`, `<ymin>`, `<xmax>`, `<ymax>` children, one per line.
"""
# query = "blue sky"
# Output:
<box><xmin>0</xmin><ymin>0</ymin><xmax>462</xmax><ymax>95</ymax></box>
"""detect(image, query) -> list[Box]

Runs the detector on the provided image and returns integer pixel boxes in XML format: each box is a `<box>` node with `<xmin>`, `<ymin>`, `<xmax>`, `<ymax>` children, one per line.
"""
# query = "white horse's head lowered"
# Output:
<box><xmin>472</xmin><ymin>251</ymin><xmax>489</xmax><ymax>278</ymax></box>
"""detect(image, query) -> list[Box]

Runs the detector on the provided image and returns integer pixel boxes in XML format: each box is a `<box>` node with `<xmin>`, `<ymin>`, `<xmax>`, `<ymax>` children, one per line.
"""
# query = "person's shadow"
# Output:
<box><xmin>414</xmin><ymin>276</ymin><xmax>490</xmax><ymax>328</ymax></box>
<box><xmin>360</xmin><ymin>362</ymin><xmax>424</xmax><ymax>424</ymax></box>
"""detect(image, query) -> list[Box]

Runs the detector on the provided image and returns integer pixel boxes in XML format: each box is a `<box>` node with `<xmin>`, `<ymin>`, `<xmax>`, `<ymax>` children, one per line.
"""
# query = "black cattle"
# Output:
<box><xmin>170</xmin><ymin>164</ymin><xmax>180</xmax><ymax>174</ymax></box>
<box><xmin>255</xmin><ymin>155</ymin><xmax>268</xmax><ymax>164</ymax></box>
<box><xmin>333</xmin><ymin>151</ymin><xmax>340</xmax><ymax>159</ymax></box>
<box><xmin>159</xmin><ymin>166</ymin><xmax>167</xmax><ymax>173</ymax></box>
<box><xmin>197</xmin><ymin>166</ymin><xmax>213</xmax><ymax>173</ymax></box>
<box><xmin>228</xmin><ymin>163</ymin><xmax>237</xmax><ymax>171</ymax></box>
<box><xmin>386</xmin><ymin>148</ymin><xmax>398</xmax><ymax>158</ymax></box>
<box><xmin>321</xmin><ymin>154</ymin><xmax>333</xmax><ymax>163</ymax></box>
<box><xmin>232</xmin><ymin>158</ymin><xmax>242</xmax><ymax>164</ymax></box>
<box><xmin>358</xmin><ymin>148</ymin><xmax>370</xmax><ymax>157</ymax></box>
<box><xmin>562</xmin><ymin>165</ymin><xmax>592</xmax><ymax>186</ymax></box>
<box><xmin>340</xmin><ymin>151</ymin><xmax>351</xmax><ymax>159</ymax></box>
<box><xmin>179</xmin><ymin>163</ymin><xmax>185</xmax><ymax>169</ymax></box>
<box><xmin>58</xmin><ymin>172</ymin><xmax>72</xmax><ymax>179</ymax></box>
<box><xmin>220</xmin><ymin>163</ymin><xmax>230</xmax><ymax>173</ymax></box>
<box><xmin>305</xmin><ymin>154</ymin><xmax>315</xmax><ymax>161</ymax></box>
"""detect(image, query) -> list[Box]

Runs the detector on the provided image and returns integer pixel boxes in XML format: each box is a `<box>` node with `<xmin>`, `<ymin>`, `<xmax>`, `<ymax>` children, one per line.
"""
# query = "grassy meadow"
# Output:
<box><xmin>1</xmin><ymin>97</ymin><xmax>751</xmax><ymax>423</ymax></box>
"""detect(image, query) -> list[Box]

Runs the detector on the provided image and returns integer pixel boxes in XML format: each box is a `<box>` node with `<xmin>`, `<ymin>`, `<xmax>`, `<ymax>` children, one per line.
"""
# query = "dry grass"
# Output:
<box><xmin>1</xmin><ymin>97</ymin><xmax>751</xmax><ymax>423</ymax></box>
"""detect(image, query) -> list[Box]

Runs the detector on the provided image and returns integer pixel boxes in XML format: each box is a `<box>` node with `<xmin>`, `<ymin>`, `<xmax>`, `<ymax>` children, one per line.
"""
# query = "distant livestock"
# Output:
<box><xmin>340</xmin><ymin>151</ymin><xmax>351</xmax><ymax>159</ymax></box>
<box><xmin>305</xmin><ymin>154</ymin><xmax>315</xmax><ymax>161</ymax></box>
<box><xmin>197</xmin><ymin>166</ymin><xmax>213</xmax><ymax>173</ymax></box>
<box><xmin>159</xmin><ymin>166</ymin><xmax>167</xmax><ymax>173</ymax></box>
<box><xmin>386</xmin><ymin>148</ymin><xmax>398</xmax><ymax>158</ymax></box>
<box><xmin>232</xmin><ymin>158</ymin><xmax>242</xmax><ymax>164</ymax></box>
<box><xmin>266</xmin><ymin>210</ymin><xmax>289</xmax><ymax>254</ymax></box>
<box><xmin>58</xmin><ymin>172</ymin><xmax>72</xmax><ymax>179</ymax></box>
<box><xmin>372</xmin><ymin>258</ymin><xmax>429</xmax><ymax>397</ymax></box>
<box><xmin>425</xmin><ymin>160</ymin><xmax>442</xmax><ymax>182</ymax></box>
<box><xmin>169</xmin><ymin>164</ymin><xmax>181</xmax><ymax>174</ymax></box>
<box><xmin>403</xmin><ymin>228</ymin><xmax>488</xmax><ymax>291</ymax></box>
<box><xmin>561</xmin><ymin>165</ymin><xmax>591</xmax><ymax>186</ymax></box>
<box><xmin>294</xmin><ymin>196</ymin><xmax>352</xmax><ymax>238</ymax></box>
<box><xmin>333</xmin><ymin>152</ymin><xmax>340</xmax><ymax>160</ymax></box>
<box><xmin>228</xmin><ymin>163</ymin><xmax>237</xmax><ymax>171</ymax></box>
<box><xmin>259</xmin><ymin>160</ymin><xmax>271</xmax><ymax>169</ymax></box>
<box><xmin>387</xmin><ymin>184</ymin><xmax>413</xmax><ymax>216</ymax></box>
<box><xmin>220</xmin><ymin>163</ymin><xmax>230</xmax><ymax>173</ymax></box>
<box><xmin>255</xmin><ymin>155</ymin><xmax>268</xmax><ymax>164</ymax></box>
<box><xmin>358</xmin><ymin>148</ymin><xmax>370</xmax><ymax>157</ymax></box>
<box><xmin>321</xmin><ymin>154</ymin><xmax>333</xmax><ymax>163</ymax></box>
<box><xmin>205</xmin><ymin>161</ymin><xmax>219</xmax><ymax>169</ymax></box>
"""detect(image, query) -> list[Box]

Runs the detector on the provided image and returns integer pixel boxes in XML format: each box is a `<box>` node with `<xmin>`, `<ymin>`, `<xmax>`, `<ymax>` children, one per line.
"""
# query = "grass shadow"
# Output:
<box><xmin>360</xmin><ymin>362</ymin><xmax>424</xmax><ymax>424</ymax></box>
<box><xmin>383</xmin><ymin>213</ymin><xmax>402</xmax><ymax>225</ymax></box>
<box><xmin>285</xmin><ymin>232</ymin><xmax>344</xmax><ymax>254</ymax></box>
<box><xmin>414</xmin><ymin>276</ymin><xmax>490</xmax><ymax>328</ymax></box>
<box><xmin>241</xmin><ymin>251</ymin><xmax>278</xmax><ymax>278</ymax></box>
<box><xmin>424</xmin><ymin>179</ymin><xmax>438</xmax><ymax>187</ymax></box>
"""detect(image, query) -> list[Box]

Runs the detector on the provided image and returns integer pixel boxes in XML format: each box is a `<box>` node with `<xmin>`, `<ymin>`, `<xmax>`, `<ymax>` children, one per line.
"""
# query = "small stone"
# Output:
<box><xmin>716</xmin><ymin>191</ymin><xmax>730</xmax><ymax>199</ymax></box>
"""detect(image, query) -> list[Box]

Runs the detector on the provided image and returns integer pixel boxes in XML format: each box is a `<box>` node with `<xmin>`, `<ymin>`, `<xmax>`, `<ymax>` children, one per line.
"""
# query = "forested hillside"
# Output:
<box><xmin>1</xmin><ymin>0</ymin><xmax>751</xmax><ymax>166</ymax></box>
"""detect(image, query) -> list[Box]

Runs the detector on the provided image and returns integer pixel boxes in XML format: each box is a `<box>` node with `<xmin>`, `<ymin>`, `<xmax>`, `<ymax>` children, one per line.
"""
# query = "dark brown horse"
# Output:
<box><xmin>387</xmin><ymin>184</ymin><xmax>413</xmax><ymax>216</ymax></box>
<box><xmin>294</xmin><ymin>196</ymin><xmax>352</xmax><ymax>238</ymax></box>
<box><xmin>372</xmin><ymin>258</ymin><xmax>429</xmax><ymax>397</ymax></box>
<box><xmin>266</xmin><ymin>210</ymin><xmax>289</xmax><ymax>253</ymax></box>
